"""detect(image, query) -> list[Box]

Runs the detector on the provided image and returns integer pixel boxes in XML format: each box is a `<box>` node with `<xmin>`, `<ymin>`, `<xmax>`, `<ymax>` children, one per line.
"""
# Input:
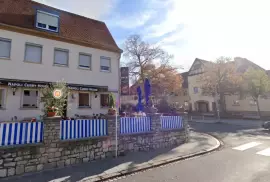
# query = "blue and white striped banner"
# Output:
<box><xmin>160</xmin><ymin>116</ymin><xmax>183</xmax><ymax>130</ymax></box>
<box><xmin>0</xmin><ymin>122</ymin><xmax>44</xmax><ymax>147</ymax></box>
<box><xmin>120</xmin><ymin>117</ymin><xmax>151</xmax><ymax>134</ymax></box>
<box><xmin>60</xmin><ymin>119</ymin><xmax>108</xmax><ymax>140</ymax></box>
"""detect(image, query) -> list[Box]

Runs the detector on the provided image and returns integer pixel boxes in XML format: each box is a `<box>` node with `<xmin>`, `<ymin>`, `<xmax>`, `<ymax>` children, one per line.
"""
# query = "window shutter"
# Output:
<box><xmin>79</xmin><ymin>54</ymin><xmax>91</xmax><ymax>68</ymax></box>
<box><xmin>0</xmin><ymin>39</ymin><xmax>11</xmax><ymax>58</ymax></box>
<box><xmin>37</xmin><ymin>11</ymin><xmax>58</xmax><ymax>27</ymax></box>
<box><xmin>54</xmin><ymin>50</ymin><xmax>68</xmax><ymax>65</ymax></box>
<box><xmin>101</xmin><ymin>57</ymin><xmax>110</xmax><ymax>67</ymax></box>
<box><xmin>25</xmin><ymin>44</ymin><xmax>42</xmax><ymax>63</ymax></box>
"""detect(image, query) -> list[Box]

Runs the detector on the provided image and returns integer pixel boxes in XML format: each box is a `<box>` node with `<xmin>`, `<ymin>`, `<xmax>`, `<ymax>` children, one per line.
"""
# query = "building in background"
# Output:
<box><xmin>186</xmin><ymin>57</ymin><xmax>270</xmax><ymax>117</ymax></box>
<box><xmin>0</xmin><ymin>0</ymin><xmax>122</xmax><ymax>121</ymax></box>
<box><xmin>167</xmin><ymin>72</ymin><xmax>189</xmax><ymax>109</ymax></box>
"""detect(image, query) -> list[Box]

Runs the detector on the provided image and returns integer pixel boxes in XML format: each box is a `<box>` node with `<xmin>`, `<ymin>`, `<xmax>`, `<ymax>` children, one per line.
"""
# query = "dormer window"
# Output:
<box><xmin>36</xmin><ymin>10</ymin><xmax>59</xmax><ymax>33</ymax></box>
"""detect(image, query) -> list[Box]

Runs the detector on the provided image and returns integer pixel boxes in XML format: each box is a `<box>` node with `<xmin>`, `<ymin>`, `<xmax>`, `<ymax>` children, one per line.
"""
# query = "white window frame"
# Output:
<box><xmin>78</xmin><ymin>92</ymin><xmax>91</xmax><ymax>108</ymax></box>
<box><xmin>0</xmin><ymin>88</ymin><xmax>6</xmax><ymax>109</ymax></box>
<box><xmin>78</xmin><ymin>53</ymin><xmax>92</xmax><ymax>70</ymax></box>
<box><xmin>21</xmin><ymin>89</ymin><xmax>40</xmax><ymax>109</ymax></box>
<box><xmin>100</xmin><ymin>56</ymin><xmax>111</xmax><ymax>72</ymax></box>
<box><xmin>54</xmin><ymin>48</ymin><xmax>69</xmax><ymax>67</ymax></box>
<box><xmin>0</xmin><ymin>38</ymin><xmax>11</xmax><ymax>59</ymax></box>
<box><xmin>249</xmin><ymin>100</ymin><xmax>257</xmax><ymax>106</ymax></box>
<box><xmin>36</xmin><ymin>10</ymin><xmax>59</xmax><ymax>33</ymax></box>
<box><xmin>24</xmin><ymin>43</ymin><xmax>43</xmax><ymax>64</ymax></box>
<box><xmin>233</xmin><ymin>100</ymin><xmax>240</xmax><ymax>106</ymax></box>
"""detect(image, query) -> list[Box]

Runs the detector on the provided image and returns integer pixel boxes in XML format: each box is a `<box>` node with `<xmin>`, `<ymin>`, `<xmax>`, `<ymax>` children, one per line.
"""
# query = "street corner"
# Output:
<box><xmin>178</xmin><ymin>131</ymin><xmax>222</xmax><ymax>159</ymax></box>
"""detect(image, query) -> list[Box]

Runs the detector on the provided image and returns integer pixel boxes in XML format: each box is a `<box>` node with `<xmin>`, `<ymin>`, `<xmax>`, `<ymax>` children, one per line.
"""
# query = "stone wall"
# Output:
<box><xmin>0</xmin><ymin>114</ymin><xmax>188</xmax><ymax>177</ymax></box>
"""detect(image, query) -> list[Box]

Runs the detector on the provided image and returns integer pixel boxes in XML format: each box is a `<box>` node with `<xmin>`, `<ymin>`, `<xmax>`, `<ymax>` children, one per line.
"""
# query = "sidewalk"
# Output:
<box><xmin>1</xmin><ymin>132</ymin><xmax>220</xmax><ymax>182</ymax></box>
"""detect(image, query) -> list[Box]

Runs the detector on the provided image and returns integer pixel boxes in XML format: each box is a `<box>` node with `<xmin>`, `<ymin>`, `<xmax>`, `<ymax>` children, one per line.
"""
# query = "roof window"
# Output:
<box><xmin>36</xmin><ymin>10</ymin><xmax>59</xmax><ymax>33</ymax></box>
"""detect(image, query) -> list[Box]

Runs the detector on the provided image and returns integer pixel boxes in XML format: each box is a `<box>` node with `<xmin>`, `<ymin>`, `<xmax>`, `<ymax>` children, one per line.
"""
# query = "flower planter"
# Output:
<box><xmin>108</xmin><ymin>108</ymin><xmax>116</xmax><ymax>115</ymax></box>
<box><xmin>47</xmin><ymin>112</ymin><xmax>56</xmax><ymax>117</ymax></box>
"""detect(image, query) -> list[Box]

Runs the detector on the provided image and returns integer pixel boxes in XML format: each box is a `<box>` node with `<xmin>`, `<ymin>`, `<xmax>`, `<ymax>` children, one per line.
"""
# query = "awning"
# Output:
<box><xmin>0</xmin><ymin>78</ymin><xmax>108</xmax><ymax>92</ymax></box>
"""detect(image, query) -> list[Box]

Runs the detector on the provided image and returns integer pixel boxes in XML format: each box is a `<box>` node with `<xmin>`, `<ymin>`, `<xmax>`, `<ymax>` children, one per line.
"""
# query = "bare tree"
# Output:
<box><xmin>124</xmin><ymin>35</ymin><xmax>175</xmax><ymax>82</ymax></box>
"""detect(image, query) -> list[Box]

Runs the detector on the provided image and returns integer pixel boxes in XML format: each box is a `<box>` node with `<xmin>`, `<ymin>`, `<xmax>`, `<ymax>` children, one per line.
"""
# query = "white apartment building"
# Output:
<box><xmin>0</xmin><ymin>0</ymin><xmax>122</xmax><ymax>121</ymax></box>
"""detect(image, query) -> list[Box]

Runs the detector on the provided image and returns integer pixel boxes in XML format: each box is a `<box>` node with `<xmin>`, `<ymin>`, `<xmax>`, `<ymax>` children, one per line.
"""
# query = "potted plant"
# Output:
<box><xmin>41</xmin><ymin>81</ymin><xmax>69</xmax><ymax>117</ymax></box>
<box><xmin>47</xmin><ymin>106</ymin><xmax>57</xmax><ymax>117</ymax></box>
<box><xmin>108</xmin><ymin>93</ymin><xmax>116</xmax><ymax>115</ymax></box>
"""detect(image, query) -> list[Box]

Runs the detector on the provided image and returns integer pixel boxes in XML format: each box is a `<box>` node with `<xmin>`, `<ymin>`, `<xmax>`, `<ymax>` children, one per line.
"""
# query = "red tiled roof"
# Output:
<box><xmin>0</xmin><ymin>0</ymin><xmax>122</xmax><ymax>53</ymax></box>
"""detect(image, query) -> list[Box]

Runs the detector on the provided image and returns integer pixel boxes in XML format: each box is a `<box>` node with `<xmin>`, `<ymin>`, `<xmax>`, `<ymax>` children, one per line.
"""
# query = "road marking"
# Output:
<box><xmin>233</xmin><ymin>142</ymin><xmax>262</xmax><ymax>151</ymax></box>
<box><xmin>256</xmin><ymin>148</ymin><xmax>270</xmax><ymax>156</ymax></box>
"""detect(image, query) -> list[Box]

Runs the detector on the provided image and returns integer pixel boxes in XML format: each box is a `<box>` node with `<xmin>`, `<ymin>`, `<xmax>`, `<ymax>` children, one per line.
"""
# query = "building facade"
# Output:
<box><xmin>0</xmin><ymin>0</ymin><xmax>121</xmax><ymax>121</ymax></box>
<box><xmin>185</xmin><ymin>57</ymin><xmax>270</xmax><ymax>117</ymax></box>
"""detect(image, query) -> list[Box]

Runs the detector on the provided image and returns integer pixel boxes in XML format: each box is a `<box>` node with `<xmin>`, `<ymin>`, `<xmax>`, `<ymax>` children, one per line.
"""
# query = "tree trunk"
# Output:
<box><xmin>256</xmin><ymin>99</ymin><xmax>262</xmax><ymax>120</ymax></box>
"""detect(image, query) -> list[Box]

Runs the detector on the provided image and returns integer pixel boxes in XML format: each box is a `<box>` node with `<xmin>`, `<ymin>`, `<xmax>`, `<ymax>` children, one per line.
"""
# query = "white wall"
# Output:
<box><xmin>0</xmin><ymin>86</ymin><xmax>43</xmax><ymax>121</ymax></box>
<box><xmin>0</xmin><ymin>29</ymin><xmax>120</xmax><ymax>121</ymax></box>
<box><xmin>67</xmin><ymin>91</ymin><xmax>111</xmax><ymax>117</ymax></box>
<box><xmin>0</xmin><ymin>29</ymin><xmax>120</xmax><ymax>91</ymax></box>
<box><xmin>188</xmin><ymin>75</ymin><xmax>214</xmax><ymax>111</ymax></box>
<box><xmin>0</xmin><ymin>85</ymin><xmax>115</xmax><ymax>121</ymax></box>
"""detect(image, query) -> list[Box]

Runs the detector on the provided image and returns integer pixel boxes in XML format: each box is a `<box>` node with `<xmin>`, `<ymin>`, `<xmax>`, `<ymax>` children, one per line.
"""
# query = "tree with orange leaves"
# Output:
<box><xmin>123</xmin><ymin>35</ymin><xmax>183</xmax><ymax>97</ymax></box>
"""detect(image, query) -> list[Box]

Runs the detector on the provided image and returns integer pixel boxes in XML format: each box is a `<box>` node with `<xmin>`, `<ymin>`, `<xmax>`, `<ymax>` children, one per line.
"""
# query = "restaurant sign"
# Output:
<box><xmin>7</xmin><ymin>82</ymin><xmax>47</xmax><ymax>88</ymax></box>
<box><xmin>0</xmin><ymin>80</ymin><xmax>99</xmax><ymax>92</ymax></box>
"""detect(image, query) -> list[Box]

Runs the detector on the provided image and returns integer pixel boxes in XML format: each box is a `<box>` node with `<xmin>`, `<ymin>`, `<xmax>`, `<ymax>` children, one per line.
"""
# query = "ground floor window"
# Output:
<box><xmin>100</xmin><ymin>94</ymin><xmax>109</xmax><ymax>107</ymax></box>
<box><xmin>22</xmin><ymin>89</ymin><xmax>39</xmax><ymax>108</ymax></box>
<box><xmin>0</xmin><ymin>89</ymin><xmax>5</xmax><ymax>108</ymax></box>
<box><xmin>78</xmin><ymin>92</ymin><xmax>91</xmax><ymax>107</ymax></box>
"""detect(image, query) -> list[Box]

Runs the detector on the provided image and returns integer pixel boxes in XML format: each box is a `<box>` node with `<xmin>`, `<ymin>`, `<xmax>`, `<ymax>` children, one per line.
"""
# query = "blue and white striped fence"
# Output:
<box><xmin>120</xmin><ymin>117</ymin><xmax>151</xmax><ymax>134</ymax></box>
<box><xmin>60</xmin><ymin>119</ymin><xmax>108</xmax><ymax>140</ymax></box>
<box><xmin>160</xmin><ymin>116</ymin><xmax>183</xmax><ymax>130</ymax></box>
<box><xmin>0</xmin><ymin>122</ymin><xmax>44</xmax><ymax>147</ymax></box>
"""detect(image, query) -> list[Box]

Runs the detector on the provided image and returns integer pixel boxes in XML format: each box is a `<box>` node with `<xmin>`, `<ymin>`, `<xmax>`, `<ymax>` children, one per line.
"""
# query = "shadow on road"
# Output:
<box><xmin>189</xmin><ymin>122</ymin><xmax>270</xmax><ymax>143</ymax></box>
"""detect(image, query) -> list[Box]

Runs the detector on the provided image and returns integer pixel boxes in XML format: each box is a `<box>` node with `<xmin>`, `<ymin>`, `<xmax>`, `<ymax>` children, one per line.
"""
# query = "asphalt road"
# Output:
<box><xmin>114</xmin><ymin>120</ymin><xmax>270</xmax><ymax>182</ymax></box>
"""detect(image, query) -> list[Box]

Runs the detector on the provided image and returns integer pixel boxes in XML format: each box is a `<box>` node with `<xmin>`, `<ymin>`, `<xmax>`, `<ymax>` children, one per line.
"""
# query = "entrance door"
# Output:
<box><xmin>198</xmin><ymin>102</ymin><xmax>208</xmax><ymax>112</ymax></box>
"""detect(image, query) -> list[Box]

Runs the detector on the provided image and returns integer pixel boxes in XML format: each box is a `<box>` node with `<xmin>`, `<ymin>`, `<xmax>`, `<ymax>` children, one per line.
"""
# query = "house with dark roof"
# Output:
<box><xmin>0</xmin><ymin>0</ymin><xmax>122</xmax><ymax>121</ymax></box>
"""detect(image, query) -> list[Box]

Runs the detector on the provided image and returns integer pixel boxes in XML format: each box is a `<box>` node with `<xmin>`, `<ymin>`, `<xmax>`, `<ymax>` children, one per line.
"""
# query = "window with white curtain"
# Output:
<box><xmin>22</xmin><ymin>89</ymin><xmax>39</xmax><ymax>108</ymax></box>
<box><xmin>24</xmin><ymin>43</ymin><xmax>42</xmax><ymax>63</ymax></box>
<box><xmin>0</xmin><ymin>38</ymin><xmax>11</xmax><ymax>58</ymax></box>
<box><xmin>100</xmin><ymin>57</ymin><xmax>111</xmax><ymax>72</ymax></box>
<box><xmin>36</xmin><ymin>10</ymin><xmax>59</xmax><ymax>32</ymax></box>
<box><xmin>79</xmin><ymin>53</ymin><xmax>91</xmax><ymax>69</ymax></box>
<box><xmin>54</xmin><ymin>48</ymin><xmax>68</xmax><ymax>66</ymax></box>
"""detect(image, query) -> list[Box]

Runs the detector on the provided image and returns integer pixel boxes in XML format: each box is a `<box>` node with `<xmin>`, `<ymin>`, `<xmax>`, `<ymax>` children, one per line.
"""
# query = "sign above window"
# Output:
<box><xmin>36</xmin><ymin>10</ymin><xmax>59</xmax><ymax>33</ymax></box>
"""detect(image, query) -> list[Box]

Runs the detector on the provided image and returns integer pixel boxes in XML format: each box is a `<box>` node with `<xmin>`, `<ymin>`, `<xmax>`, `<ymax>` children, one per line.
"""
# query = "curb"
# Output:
<box><xmin>83</xmin><ymin>132</ymin><xmax>221</xmax><ymax>182</ymax></box>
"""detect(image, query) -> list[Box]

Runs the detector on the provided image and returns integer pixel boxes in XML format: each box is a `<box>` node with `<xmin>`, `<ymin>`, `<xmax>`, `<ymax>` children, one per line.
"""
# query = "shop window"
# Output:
<box><xmin>100</xmin><ymin>94</ymin><xmax>109</xmax><ymax>107</ymax></box>
<box><xmin>78</xmin><ymin>93</ymin><xmax>91</xmax><ymax>107</ymax></box>
<box><xmin>22</xmin><ymin>90</ymin><xmax>39</xmax><ymax>108</ymax></box>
